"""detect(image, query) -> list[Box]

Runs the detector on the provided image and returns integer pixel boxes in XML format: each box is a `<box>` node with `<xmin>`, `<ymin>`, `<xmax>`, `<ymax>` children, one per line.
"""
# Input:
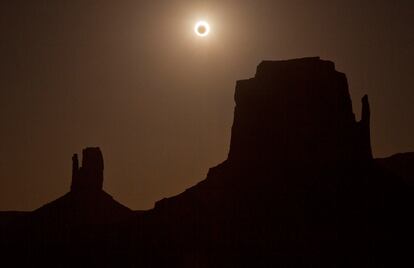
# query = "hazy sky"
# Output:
<box><xmin>1</xmin><ymin>0</ymin><xmax>413</xmax><ymax>211</ymax></box>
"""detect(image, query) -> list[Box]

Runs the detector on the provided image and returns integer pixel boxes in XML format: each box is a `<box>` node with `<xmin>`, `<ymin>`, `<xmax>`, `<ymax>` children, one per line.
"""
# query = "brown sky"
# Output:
<box><xmin>0</xmin><ymin>0</ymin><xmax>413</xmax><ymax>211</ymax></box>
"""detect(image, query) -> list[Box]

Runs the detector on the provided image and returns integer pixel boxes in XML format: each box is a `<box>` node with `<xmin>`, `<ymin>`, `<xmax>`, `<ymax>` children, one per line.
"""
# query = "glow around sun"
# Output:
<box><xmin>194</xmin><ymin>21</ymin><xmax>210</xmax><ymax>37</ymax></box>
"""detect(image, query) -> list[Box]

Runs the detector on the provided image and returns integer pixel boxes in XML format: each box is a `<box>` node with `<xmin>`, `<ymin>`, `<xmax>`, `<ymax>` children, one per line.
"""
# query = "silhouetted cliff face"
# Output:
<box><xmin>147</xmin><ymin>58</ymin><xmax>411</xmax><ymax>267</ymax></box>
<box><xmin>228</xmin><ymin>57</ymin><xmax>372</xmax><ymax>166</ymax></box>
<box><xmin>153</xmin><ymin>58</ymin><xmax>377</xmax><ymax>224</ymax></box>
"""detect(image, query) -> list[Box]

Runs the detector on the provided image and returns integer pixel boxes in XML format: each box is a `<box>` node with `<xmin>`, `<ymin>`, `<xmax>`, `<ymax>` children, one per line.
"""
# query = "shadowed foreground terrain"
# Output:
<box><xmin>1</xmin><ymin>57</ymin><xmax>413</xmax><ymax>267</ymax></box>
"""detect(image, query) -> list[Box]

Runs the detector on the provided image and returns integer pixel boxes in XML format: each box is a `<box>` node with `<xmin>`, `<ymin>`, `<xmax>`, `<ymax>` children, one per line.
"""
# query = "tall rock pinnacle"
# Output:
<box><xmin>71</xmin><ymin>147</ymin><xmax>104</xmax><ymax>192</ymax></box>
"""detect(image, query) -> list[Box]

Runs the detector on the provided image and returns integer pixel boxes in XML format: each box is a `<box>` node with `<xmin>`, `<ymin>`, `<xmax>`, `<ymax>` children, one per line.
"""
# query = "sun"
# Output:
<box><xmin>194</xmin><ymin>21</ymin><xmax>210</xmax><ymax>37</ymax></box>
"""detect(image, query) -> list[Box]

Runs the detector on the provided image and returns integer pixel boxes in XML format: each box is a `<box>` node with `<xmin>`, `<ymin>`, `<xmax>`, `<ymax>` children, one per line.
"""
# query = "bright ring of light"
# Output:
<box><xmin>194</xmin><ymin>21</ymin><xmax>210</xmax><ymax>37</ymax></box>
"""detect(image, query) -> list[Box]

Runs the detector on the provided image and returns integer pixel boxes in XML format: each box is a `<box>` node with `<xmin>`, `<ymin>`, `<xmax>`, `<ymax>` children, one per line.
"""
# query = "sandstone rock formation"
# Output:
<box><xmin>147</xmin><ymin>58</ymin><xmax>412</xmax><ymax>267</ymax></box>
<box><xmin>1</xmin><ymin>58</ymin><xmax>413</xmax><ymax>268</ymax></box>
<box><xmin>228</xmin><ymin>57</ymin><xmax>372</xmax><ymax>166</ymax></box>
<box><xmin>71</xmin><ymin>147</ymin><xmax>104</xmax><ymax>192</ymax></box>
<box><xmin>33</xmin><ymin>147</ymin><xmax>132</xmax><ymax>226</ymax></box>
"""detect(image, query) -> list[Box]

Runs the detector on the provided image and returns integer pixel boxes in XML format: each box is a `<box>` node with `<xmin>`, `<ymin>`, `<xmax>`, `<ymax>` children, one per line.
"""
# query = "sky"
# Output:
<box><xmin>0</xmin><ymin>0</ymin><xmax>413</xmax><ymax>211</ymax></box>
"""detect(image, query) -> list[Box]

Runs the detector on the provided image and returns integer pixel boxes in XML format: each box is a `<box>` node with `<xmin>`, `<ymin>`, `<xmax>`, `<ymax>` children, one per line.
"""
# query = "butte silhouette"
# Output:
<box><xmin>1</xmin><ymin>57</ymin><xmax>413</xmax><ymax>267</ymax></box>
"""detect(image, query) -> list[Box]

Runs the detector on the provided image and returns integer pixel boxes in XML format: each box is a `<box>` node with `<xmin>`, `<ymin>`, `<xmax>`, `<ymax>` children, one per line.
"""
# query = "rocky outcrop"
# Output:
<box><xmin>147</xmin><ymin>58</ymin><xmax>411</xmax><ymax>267</ymax></box>
<box><xmin>32</xmin><ymin>147</ymin><xmax>131</xmax><ymax>226</ymax></box>
<box><xmin>71</xmin><ymin>147</ymin><xmax>104</xmax><ymax>192</ymax></box>
<box><xmin>228</xmin><ymin>57</ymin><xmax>372</xmax><ymax>166</ymax></box>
